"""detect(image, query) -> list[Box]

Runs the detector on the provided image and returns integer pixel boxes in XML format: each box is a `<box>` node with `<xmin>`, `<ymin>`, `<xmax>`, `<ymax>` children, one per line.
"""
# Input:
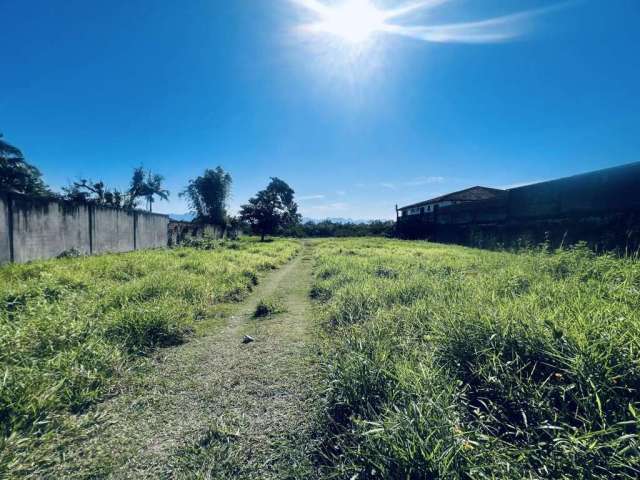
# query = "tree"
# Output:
<box><xmin>143</xmin><ymin>173</ymin><xmax>170</xmax><ymax>212</ymax></box>
<box><xmin>283</xmin><ymin>219</ymin><xmax>395</xmax><ymax>238</ymax></box>
<box><xmin>125</xmin><ymin>166</ymin><xmax>169</xmax><ymax>212</ymax></box>
<box><xmin>62</xmin><ymin>179</ymin><xmax>124</xmax><ymax>207</ymax></box>
<box><xmin>0</xmin><ymin>134</ymin><xmax>50</xmax><ymax>196</ymax></box>
<box><xmin>239</xmin><ymin>177</ymin><xmax>301</xmax><ymax>241</ymax></box>
<box><xmin>125</xmin><ymin>166</ymin><xmax>147</xmax><ymax>209</ymax></box>
<box><xmin>180</xmin><ymin>167</ymin><xmax>232</xmax><ymax>225</ymax></box>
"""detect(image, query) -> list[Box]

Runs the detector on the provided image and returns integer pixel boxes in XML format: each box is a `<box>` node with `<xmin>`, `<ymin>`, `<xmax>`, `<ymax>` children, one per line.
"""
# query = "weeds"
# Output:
<box><xmin>312</xmin><ymin>238</ymin><xmax>640</xmax><ymax>479</ymax></box>
<box><xmin>0</xmin><ymin>237</ymin><xmax>300</xmax><ymax>475</ymax></box>
<box><xmin>254</xmin><ymin>296</ymin><xmax>288</xmax><ymax>318</ymax></box>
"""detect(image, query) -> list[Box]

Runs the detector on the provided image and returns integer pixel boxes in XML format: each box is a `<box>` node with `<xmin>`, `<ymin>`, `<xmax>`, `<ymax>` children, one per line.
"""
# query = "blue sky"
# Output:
<box><xmin>1</xmin><ymin>0</ymin><xmax>639</xmax><ymax>219</ymax></box>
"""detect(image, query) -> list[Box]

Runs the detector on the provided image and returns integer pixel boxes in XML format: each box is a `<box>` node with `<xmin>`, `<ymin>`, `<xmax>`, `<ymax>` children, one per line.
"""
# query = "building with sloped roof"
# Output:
<box><xmin>397</xmin><ymin>186</ymin><xmax>504</xmax><ymax>218</ymax></box>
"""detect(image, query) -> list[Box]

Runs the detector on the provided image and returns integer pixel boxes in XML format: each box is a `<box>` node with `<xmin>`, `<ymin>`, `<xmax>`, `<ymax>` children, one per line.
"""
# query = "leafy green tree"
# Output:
<box><xmin>0</xmin><ymin>134</ymin><xmax>50</xmax><ymax>196</ymax></box>
<box><xmin>125</xmin><ymin>166</ymin><xmax>147</xmax><ymax>209</ymax></box>
<box><xmin>62</xmin><ymin>179</ymin><xmax>124</xmax><ymax>207</ymax></box>
<box><xmin>239</xmin><ymin>177</ymin><xmax>301</xmax><ymax>241</ymax></box>
<box><xmin>180</xmin><ymin>167</ymin><xmax>232</xmax><ymax>226</ymax></box>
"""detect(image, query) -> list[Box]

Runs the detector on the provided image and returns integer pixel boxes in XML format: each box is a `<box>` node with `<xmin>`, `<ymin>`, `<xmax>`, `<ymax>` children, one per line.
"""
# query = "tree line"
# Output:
<box><xmin>1</xmin><ymin>133</ymin><xmax>394</xmax><ymax>240</ymax></box>
<box><xmin>285</xmin><ymin>219</ymin><xmax>395</xmax><ymax>238</ymax></box>
<box><xmin>1</xmin><ymin>134</ymin><xmax>170</xmax><ymax>212</ymax></box>
<box><xmin>0</xmin><ymin>134</ymin><xmax>302</xmax><ymax>240</ymax></box>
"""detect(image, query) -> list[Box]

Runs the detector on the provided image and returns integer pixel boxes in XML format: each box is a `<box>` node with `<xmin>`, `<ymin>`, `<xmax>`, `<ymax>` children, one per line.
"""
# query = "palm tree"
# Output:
<box><xmin>126</xmin><ymin>167</ymin><xmax>169</xmax><ymax>211</ymax></box>
<box><xmin>126</xmin><ymin>166</ymin><xmax>146</xmax><ymax>209</ymax></box>
<box><xmin>144</xmin><ymin>173</ymin><xmax>169</xmax><ymax>212</ymax></box>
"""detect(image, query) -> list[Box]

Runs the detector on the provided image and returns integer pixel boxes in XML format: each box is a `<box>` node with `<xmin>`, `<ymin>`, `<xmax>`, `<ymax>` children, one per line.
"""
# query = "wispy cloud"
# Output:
<box><xmin>306</xmin><ymin>202</ymin><xmax>349</xmax><ymax>211</ymax></box>
<box><xmin>355</xmin><ymin>176</ymin><xmax>446</xmax><ymax>190</ymax></box>
<box><xmin>298</xmin><ymin>194</ymin><xmax>326</xmax><ymax>200</ymax></box>
<box><xmin>336</xmin><ymin>190</ymin><xmax>347</xmax><ymax>196</ymax></box>
<box><xmin>384</xmin><ymin>8</ymin><xmax>558</xmax><ymax>44</ymax></box>
<box><xmin>403</xmin><ymin>176</ymin><xmax>445</xmax><ymax>187</ymax></box>
<box><xmin>293</xmin><ymin>0</ymin><xmax>568</xmax><ymax>44</ymax></box>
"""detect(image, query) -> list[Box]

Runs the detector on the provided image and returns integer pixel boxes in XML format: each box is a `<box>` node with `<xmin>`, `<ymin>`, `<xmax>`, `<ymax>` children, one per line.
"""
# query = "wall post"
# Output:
<box><xmin>7</xmin><ymin>193</ymin><xmax>15</xmax><ymax>263</ymax></box>
<box><xmin>88</xmin><ymin>205</ymin><xmax>94</xmax><ymax>255</ymax></box>
<box><xmin>133</xmin><ymin>211</ymin><xmax>138</xmax><ymax>250</ymax></box>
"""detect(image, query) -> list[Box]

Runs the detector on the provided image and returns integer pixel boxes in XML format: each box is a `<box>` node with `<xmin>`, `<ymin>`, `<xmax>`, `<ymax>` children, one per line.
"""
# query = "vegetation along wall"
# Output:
<box><xmin>0</xmin><ymin>193</ymin><xmax>168</xmax><ymax>264</ymax></box>
<box><xmin>398</xmin><ymin>162</ymin><xmax>640</xmax><ymax>251</ymax></box>
<box><xmin>167</xmin><ymin>221</ymin><xmax>225</xmax><ymax>246</ymax></box>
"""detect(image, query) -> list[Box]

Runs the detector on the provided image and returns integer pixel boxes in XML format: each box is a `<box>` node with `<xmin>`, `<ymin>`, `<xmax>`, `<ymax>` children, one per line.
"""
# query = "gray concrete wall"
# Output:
<box><xmin>93</xmin><ymin>207</ymin><xmax>135</xmax><ymax>254</ymax></box>
<box><xmin>203</xmin><ymin>224</ymin><xmax>223</xmax><ymax>238</ymax></box>
<box><xmin>11</xmin><ymin>198</ymin><xmax>91</xmax><ymax>263</ymax></box>
<box><xmin>136</xmin><ymin>212</ymin><xmax>168</xmax><ymax>249</ymax></box>
<box><xmin>0</xmin><ymin>195</ymin><xmax>10</xmax><ymax>264</ymax></box>
<box><xmin>0</xmin><ymin>194</ymin><xmax>170</xmax><ymax>264</ymax></box>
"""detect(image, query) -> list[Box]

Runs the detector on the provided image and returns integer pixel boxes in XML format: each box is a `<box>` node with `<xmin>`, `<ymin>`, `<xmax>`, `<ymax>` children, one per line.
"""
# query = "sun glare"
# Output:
<box><xmin>293</xmin><ymin>0</ymin><xmax>561</xmax><ymax>85</ymax></box>
<box><xmin>307</xmin><ymin>0</ymin><xmax>385</xmax><ymax>44</ymax></box>
<box><xmin>295</xmin><ymin>0</ymin><xmax>560</xmax><ymax>47</ymax></box>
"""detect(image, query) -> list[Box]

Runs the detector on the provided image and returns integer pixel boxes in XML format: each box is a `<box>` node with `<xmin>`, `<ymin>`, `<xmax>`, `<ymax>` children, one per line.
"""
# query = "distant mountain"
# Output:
<box><xmin>168</xmin><ymin>213</ymin><xmax>195</xmax><ymax>222</ymax></box>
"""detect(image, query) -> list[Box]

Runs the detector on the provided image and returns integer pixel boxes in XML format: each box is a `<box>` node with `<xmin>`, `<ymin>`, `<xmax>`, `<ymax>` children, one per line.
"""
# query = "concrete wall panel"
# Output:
<box><xmin>0</xmin><ymin>195</ymin><xmax>10</xmax><ymax>264</ymax></box>
<box><xmin>11</xmin><ymin>199</ymin><xmax>91</xmax><ymax>263</ymax></box>
<box><xmin>93</xmin><ymin>208</ymin><xmax>135</xmax><ymax>254</ymax></box>
<box><xmin>0</xmin><ymin>195</ymin><xmax>170</xmax><ymax>264</ymax></box>
<box><xmin>136</xmin><ymin>213</ymin><xmax>168</xmax><ymax>249</ymax></box>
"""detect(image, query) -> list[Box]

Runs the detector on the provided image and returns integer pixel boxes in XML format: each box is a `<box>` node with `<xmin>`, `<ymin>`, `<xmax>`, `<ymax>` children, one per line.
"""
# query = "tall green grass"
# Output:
<box><xmin>312</xmin><ymin>238</ymin><xmax>640</xmax><ymax>479</ymax></box>
<box><xmin>0</xmin><ymin>238</ymin><xmax>299</xmax><ymax>471</ymax></box>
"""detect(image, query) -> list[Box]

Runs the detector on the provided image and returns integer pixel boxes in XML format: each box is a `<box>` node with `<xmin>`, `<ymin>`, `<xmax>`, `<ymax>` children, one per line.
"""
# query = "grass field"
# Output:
<box><xmin>0</xmin><ymin>237</ymin><xmax>300</xmax><ymax>474</ymax></box>
<box><xmin>311</xmin><ymin>238</ymin><xmax>640</xmax><ymax>479</ymax></box>
<box><xmin>3</xmin><ymin>236</ymin><xmax>639</xmax><ymax>479</ymax></box>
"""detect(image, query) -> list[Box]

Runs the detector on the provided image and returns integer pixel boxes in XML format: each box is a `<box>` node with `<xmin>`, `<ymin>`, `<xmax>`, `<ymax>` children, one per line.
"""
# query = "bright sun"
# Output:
<box><xmin>308</xmin><ymin>0</ymin><xmax>385</xmax><ymax>44</ymax></box>
<box><xmin>295</xmin><ymin>0</ymin><xmax>549</xmax><ymax>49</ymax></box>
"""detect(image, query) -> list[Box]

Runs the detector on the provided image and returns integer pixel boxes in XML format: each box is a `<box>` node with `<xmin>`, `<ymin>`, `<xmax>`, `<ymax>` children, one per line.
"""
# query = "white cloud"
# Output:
<box><xmin>403</xmin><ymin>176</ymin><xmax>445</xmax><ymax>187</ymax></box>
<box><xmin>354</xmin><ymin>176</ymin><xmax>445</xmax><ymax>191</ymax></box>
<box><xmin>298</xmin><ymin>194</ymin><xmax>326</xmax><ymax>201</ymax></box>
<box><xmin>305</xmin><ymin>202</ymin><xmax>349</xmax><ymax>211</ymax></box>
<box><xmin>336</xmin><ymin>190</ymin><xmax>346</xmax><ymax>196</ymax></box>
<box><xmin>293</xmin><ymin>0</ymin><xmax>568</xmax><ymax>45</ymax></box>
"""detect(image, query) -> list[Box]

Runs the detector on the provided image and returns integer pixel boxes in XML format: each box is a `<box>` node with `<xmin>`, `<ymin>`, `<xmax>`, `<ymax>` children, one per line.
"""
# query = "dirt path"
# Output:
<box><xmin>54</xmin><ymin>242</ymin><xmax>320</xmax><ymax>479</ymax></box>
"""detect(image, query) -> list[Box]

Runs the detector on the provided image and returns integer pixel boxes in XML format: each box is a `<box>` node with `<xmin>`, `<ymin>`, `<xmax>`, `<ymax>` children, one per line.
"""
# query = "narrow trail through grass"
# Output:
<box><xmin>43</xmin><ymin>242</ymin><xmax>320</xmax><ymax>479</ymax></box>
